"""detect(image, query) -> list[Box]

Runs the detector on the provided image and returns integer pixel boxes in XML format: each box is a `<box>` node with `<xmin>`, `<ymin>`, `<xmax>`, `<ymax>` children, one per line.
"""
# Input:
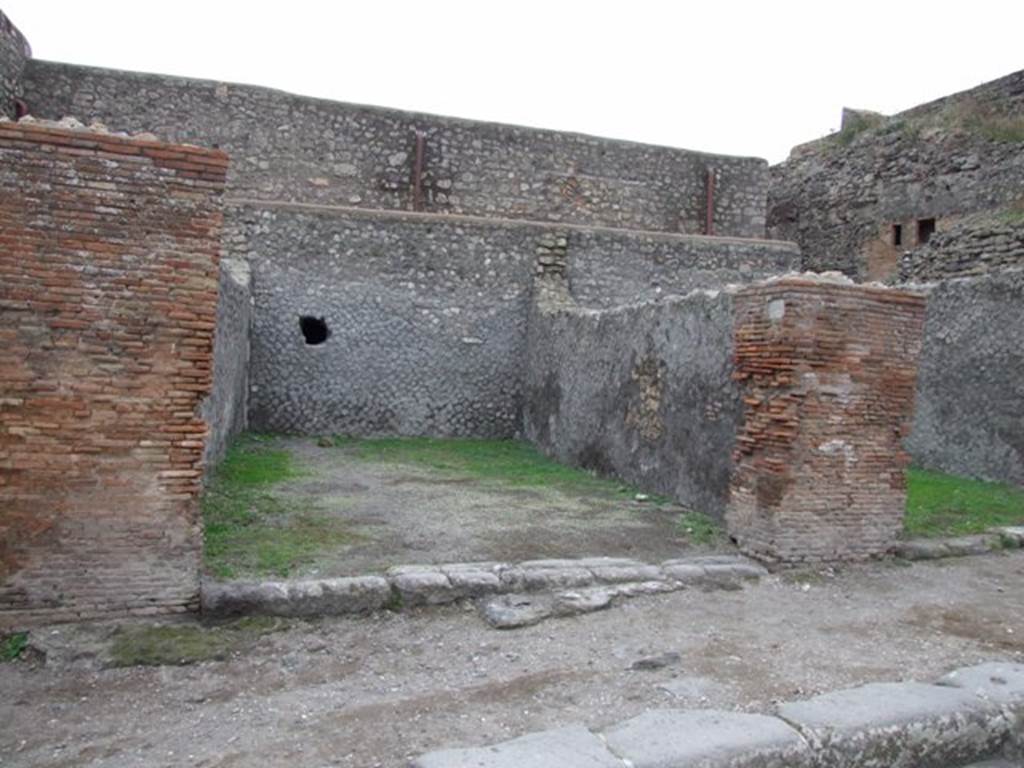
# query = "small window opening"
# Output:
<box><xmin>14</xmin><ymin>98</ymin><xmax>28</xmax><ymax>119</ymax></box>
<box><xmin>892</xmin><ymin>223</ymin><xmax>902</xmax><ymax>247</ymax></box>
<box><xmin>299</xmin><ymin>315</ymin><xmax>330</xmax><ymax>345</ymax></box>
<box><xmin>917</xmin><ymin>218</ymin><xmax>936</xmax><ymax>245</ymax></box>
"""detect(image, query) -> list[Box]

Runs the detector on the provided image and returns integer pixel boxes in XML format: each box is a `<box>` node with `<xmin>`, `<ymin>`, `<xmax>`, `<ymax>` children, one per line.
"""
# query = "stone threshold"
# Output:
<box><xmin>894</xmin><ymin>526</ymin><xmax>1024</xmax><ymax>561</ymax></box>
<box><xmin>413</xmin><ymin>662</ymin><xmax>1024</xmax><ymax>768</ymax></box>
<box><xmin>200</xmin><ymin>555</ymin><xmax>766</xmax><ymax>621</ymax></box>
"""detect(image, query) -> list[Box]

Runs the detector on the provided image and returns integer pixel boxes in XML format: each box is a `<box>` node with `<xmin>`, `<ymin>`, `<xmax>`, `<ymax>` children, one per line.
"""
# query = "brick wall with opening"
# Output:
<box><xmin>0</xmin><ymin>121</ymin><xmax>227</xmax><ymax>624</ymax></box>
<box><xmin>726</xmin><ymin>278</ymin><xmax>926</xmax><ymax>562</ymax></box>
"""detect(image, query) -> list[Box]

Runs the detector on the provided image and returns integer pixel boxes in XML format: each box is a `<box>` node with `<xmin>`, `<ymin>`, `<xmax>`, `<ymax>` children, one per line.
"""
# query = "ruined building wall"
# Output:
<box><xmin>0</xmin><ymin>9</ymin><xmax>29</xmax><ymax>118</ymax></box>
<box><xmin>909</xmin><ymin>270</ymin><xmax>1024</xmax><ymax>487</ymax></box>
<box><xmin>727</xmin><ymin>279</ymin><xmax>926</xmax><ymax>562</ymax></box>
<box><xmin>524</xmin><ymin>285</ymin><xmax>741</xmax><ymax>518</ymax></box>
<box><xmin>202</xmin><ymin>258</ymin><xmax>252</xmax><ymax>467</ymax></box>
<box><xmin>899</xmin><ymin>211</ymin><xmax>1024</xmax><ymax>282</ymax></box>
<box><xmin>228</xmin><ymin>203</ymin><xmax>797</xmax><ymax>438</ymax></box>
<box><xmin>768</xmin><ymin>70</ymin><xmax>1024</xmax><ymax>280</ymax></box>
<box><xmin>0</xmin><ymin>122</ymin><xmax>227</xmax><ymax>623</ymax></box>
<box><xmin>22</xmin><ymin>61</ymin><xmax>769</xmax><ymax>237</ymax></box>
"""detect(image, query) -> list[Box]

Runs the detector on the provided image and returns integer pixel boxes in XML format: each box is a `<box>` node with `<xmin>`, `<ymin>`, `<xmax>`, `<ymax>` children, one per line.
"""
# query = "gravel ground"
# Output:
<box><xmin>3</xmin><ymin>551</ymin><xmax>1023</xmax><ymax>768</ymax></box>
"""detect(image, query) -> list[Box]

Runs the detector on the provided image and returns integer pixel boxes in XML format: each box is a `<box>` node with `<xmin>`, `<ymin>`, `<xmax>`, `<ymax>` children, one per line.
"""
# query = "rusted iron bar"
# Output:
<box><xmin>411</xmin><ymin>131</ymin><xmax>426</xmax><ymax>212</ymax></box>
<box><xmin>704</xmin><ymin>166</ymin><xmax>716</xmax><ymax>236</ymax></box>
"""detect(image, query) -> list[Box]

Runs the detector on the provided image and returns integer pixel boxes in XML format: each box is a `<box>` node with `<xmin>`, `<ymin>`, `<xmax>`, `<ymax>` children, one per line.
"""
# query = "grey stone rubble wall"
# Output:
<box><xmin>900</xmin><ymin>213</ymin><xmax>1024</xmax><ymax>282</ymax></box>
<box><xmin>0</xmin><ymin>10</ymin><xmax>29</xmax><ymax>118</ymax></box>
<box><xmin>768</xmin><ymin>70</ymin><xmax>1024</xmax><ymax>279</ymax></box>
<box><xmin>22</xmin><ymin>60</ymin><xmax>769</xmax><ymax>237</ymax></box>
<box><xmin>201</xmin><ymin>259</ymin><xmax>252</xmax><ymax>468</ymax></box>
<box><xmin>226</xmin><ymin>201</ymin><xmax>797</xmax><ymax>438</ymax></box>
<box><xmin>525</xmin><ymin>284</ymin><xmax>741</xmax><ymax>518</ymax></box>
<box><xmin>565</xmin><ymin>231</ymin><xmax>798</xmax><ymax>308</ymax></box>
<box><xmin>199</xmin><ymin>554</ymin><xmax>766</xmax><ymax>618</ymax></box>
<box><xmin>898</xmin><ymin>69</ymin><xmax>1024</xmax><ymax>124</ymax></box>
<box><xmin>413</xmin><ymin>661</ymin><xmax>1024</xmax><ymax>768</ymax></box>
<box><xmin>908</xmin><ymin>270</ymin><xmax>1024</xmax><ymax>487</ymax></box>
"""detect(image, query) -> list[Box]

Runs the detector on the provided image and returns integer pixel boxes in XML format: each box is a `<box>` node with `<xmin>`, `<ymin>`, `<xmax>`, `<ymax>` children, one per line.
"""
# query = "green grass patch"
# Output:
<box><xmin>676</xmin><ymin>510</ymin><xmax>724</xmax><ymax>546</ymax></box>
<box><xmin>203</xmin><ymin>435</ymin><xmax>359</xmax><ymax>579</ymax></box>
<box><xmin>905</xmin><ymin>467</ymin><xmax>1024</xmax><ymax>538</ymax></box>
<box><xmin>108</xmin><ymin>616</ymin><xmax>286</xmax><ymax>667</ymax></box>
<box><xmin>1</xmin><ymin>632</ymin><xmax>28</xmax><ymax>662</ymax></box>
<box><xmin>330</xmin><ymin>436</ymin><xmax>648</xmax><ymax>499</ymax></box>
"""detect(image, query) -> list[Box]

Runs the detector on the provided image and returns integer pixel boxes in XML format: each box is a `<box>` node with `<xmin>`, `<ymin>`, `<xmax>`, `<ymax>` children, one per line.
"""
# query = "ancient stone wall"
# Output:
<box><xmin>0</xmin><ymin>121</ymin><xmax>227</xmax><ymax>623</ymax></box>
<box><xmin>909</xmin><ymin>270</ymin><xmax>1024</xmax><ymax>486</ymax></box>
<box><xmin>228</xmin><ymin>202</ymin><xmax>797</xmax><ymax>438</ymax></box>
<box><xmin>0</xmin><ymin>9</ymin><xmax>29</xmax><ymax>118</ymax></box>
<box><xmin>524</xmin><ymin>282</ymin><xmax>741</xmax><ymax>517</ymax></box>
<box><xmin>727</xmin><ymin>278</ymin><xmax>927</xmax><ymax>562</ymax></box>
<box><xmin>202</xmin><ymin>258</ymin><xmax>252</xmax><ymax>467</ymax></box>
<box><xmin>22</xmin><ymin>61</ymin><xmax>769</xmax><ymax>237</ymax></box>
<box><xmin>899</xmin><ymin>211</ymin><xmax>1024</xmax><ymax>281</ymax></box>
<box><xmin>768</xmin><ymin>70</ymin><xmax>1024</xmax><ymax>281</ymax></box>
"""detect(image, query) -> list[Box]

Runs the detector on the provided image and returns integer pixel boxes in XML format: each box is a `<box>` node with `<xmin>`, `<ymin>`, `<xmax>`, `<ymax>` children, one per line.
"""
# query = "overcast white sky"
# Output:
<box><xmin>6</xmin><ymin>1</ymin><xmax>1023</xmax><ymax>163</ymax></box>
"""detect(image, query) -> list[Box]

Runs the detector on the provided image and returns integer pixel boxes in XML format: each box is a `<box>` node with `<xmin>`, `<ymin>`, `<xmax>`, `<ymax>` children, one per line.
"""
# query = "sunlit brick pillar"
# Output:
<box><xmin>726</xmin><ymin>277</ymin><xmax>927</xmax><ymax>563</ymax></box>
<box><xmin>0</xmin><ymin>120</ymin><xmax>227</xmax><ymax>623</ymax></box>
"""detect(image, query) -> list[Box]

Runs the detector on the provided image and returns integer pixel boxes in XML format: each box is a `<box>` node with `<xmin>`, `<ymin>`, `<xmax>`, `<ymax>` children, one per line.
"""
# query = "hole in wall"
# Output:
<box><xmin>892</xmin><ymin>223</ymin><xmax>902</xmax><ymax>247</ymax></box>
<box><xmin>917</xmin><ymin>218</ymin><xmax>936</xmax><ymax>245</ymax></box>
<box><xmin>299</xmin><ymin>315</ymin><xmax>330</xmax><ymax>345</ymax></box>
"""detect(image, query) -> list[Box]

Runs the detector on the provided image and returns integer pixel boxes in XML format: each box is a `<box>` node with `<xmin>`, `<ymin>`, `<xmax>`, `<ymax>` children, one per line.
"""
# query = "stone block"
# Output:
<box><xmin>499</xmin><ymin>565</ymin><xmax>594</xmax><ymax>591</ymax></box>
<box><xmin>777</xmin><ymin>681</ymin><xmax>1010</xmax><ymax>767</ymax></box>
<box><xmin>441</xmin><ymin>563</ymin><xmax>506</xmax><ymax>598</ymax></box>
<box><xmin>413</xmin><ymin>725</ymin><xmax>620</xmax><ymax>768</ymax></box>
<box><xmin>602</xmin><ymin>709</ymin><xmax>810</xmax><ymax>768</ymax></box>
<box><xmin>895</xmin><ymin>540</ymin><xmax>952</xmax><ymax>560</ymax></box>
<box><xmin>938</xmin><ymin>662</ymin><xmax>1024</xmax><ymax>707</ymax></box>
<box><xmin>387</xmin><ymin>567</ymin><xmax>456</xmax><ymax>607</ymax></box>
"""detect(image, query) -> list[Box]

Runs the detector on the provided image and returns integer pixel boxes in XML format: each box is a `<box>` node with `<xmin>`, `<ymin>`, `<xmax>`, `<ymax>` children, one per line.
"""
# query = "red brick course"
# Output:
<box><xmin>727</xmin><ymin>278</ymin><xmax>927</xmax><ymax>562</ymax></box>
<box><xmin>0</xmin><ymin>122</ymin><xmax>227</xmax><ymax>624</ymax></box>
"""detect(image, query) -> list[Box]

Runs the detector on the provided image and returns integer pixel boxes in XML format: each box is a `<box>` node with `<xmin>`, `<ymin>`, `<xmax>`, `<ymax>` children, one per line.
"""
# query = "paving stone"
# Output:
<box><xmin>552</xmin><ymin>588</ymin><xmax>614</xmax><ymax>616</ymax></box>
<box><xmin>413</xmin><ymin>725</ymin><xmax>621</xmax><ymax>768</ymax></box>
<box><xmin>945</xmin><ymin>535</ymin><xmax>1001</xmax><ymax>557</ymax></box>
<box><xmin>997</xmin><ymin>527</ymin><xmax>1024</xmax><ymax>547</ymax></box>
<box><xmin>607</xmin><ymin>580</ymin><xmax>680</xmax><ymax>597</ymax></box>
<box><xmin>938</xmin><ymin>662</ymin><xmax>1024</xmax><ymax>707</ymax></box>
<box><xmin>480</xmin><ymin>594</ymin><xmax>554</xmax><ymax>629</ymax></box>
<box><xmin>660</xmin><ymin>563</ymin><xmax>708</xmax><ymax>584</ymax></box>
<box><xmin>200</xmin><ymin>580</ymin><xmax>290</xmax><ymax>616</ymax></box>
<box><xmin>777</xmin><ymin>681</ymin><xmax>1010</xmax><ymax>767</ymax></box>
<box><xmin>499</xmin><ymin>565</ymin><xmax>594</xmax><ymax>591</ymax></box>
<box><xmin>894</xmin><ymin>539</ymin><xmax>952</xmax><ymax>560</ymax></box>
<box><xmin>589</xmin><ymin>563</ymin><xmax>664</xmax><ymax>583</ymax></box>
<box><xmin>440</xmin><ymin>564</ymin><xmax>505</xmax><ymax>598</ymax></box>
<box><xmin>316</xmin><ymin>576</ymin><xmax>392</xmax><ymax>613</ymax></box>
<box><xmin>602</xmin><ymin>708</ymin><xmax>810</xmax><ymax>768</ymax></box>
<box><xmin>388</xmin><ymin>569</ymin><xmax>456</xmax><ymax>607</ymax></box>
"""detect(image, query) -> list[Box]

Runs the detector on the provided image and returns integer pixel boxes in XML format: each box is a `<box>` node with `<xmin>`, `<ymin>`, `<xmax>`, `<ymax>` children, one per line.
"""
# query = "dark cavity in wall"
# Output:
<box><xmin>917</xmin><ymin>218</ymin><xmax>936</xmax><ymax>245</ymax></box>
<box><xmin>299</xmin><ymin>315</ymin><xmax>330</xmax><ymax>345</ymax></box>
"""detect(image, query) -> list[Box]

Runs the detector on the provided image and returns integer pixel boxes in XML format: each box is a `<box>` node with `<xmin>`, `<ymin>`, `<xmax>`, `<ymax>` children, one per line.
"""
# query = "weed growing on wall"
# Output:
<box><xmin>1</xmin><ymin>632</ymin><xmax>28</xmax><ymax>662</ymax></box>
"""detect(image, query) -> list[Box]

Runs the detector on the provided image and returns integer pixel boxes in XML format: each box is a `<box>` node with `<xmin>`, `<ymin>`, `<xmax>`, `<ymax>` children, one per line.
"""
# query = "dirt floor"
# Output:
<box><xmin>243</xmin><ymin>437</ymin><xmax>698</xmax><ymax>577</ymax></box>
<box><xmin>3</xmin><ymin>550</ymin><xmax>1024</xmax><ymax>768</ymax></box>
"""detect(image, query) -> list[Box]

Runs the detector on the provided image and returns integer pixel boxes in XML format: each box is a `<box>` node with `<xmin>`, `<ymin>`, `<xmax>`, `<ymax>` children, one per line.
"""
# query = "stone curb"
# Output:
<box><xmin>894</xmin><ymin>527</ymin><xmax>1024</xmax><ymax>562</ymax></box>
<box><xmin>200</xmin><ymin>555</ymin><xmax>767</xmax><ymax>618</ymax></box>
<box><xmin>411</xmin><ymin>662</ymin><xmax>1024</xmax><ymax>768</ymax></box>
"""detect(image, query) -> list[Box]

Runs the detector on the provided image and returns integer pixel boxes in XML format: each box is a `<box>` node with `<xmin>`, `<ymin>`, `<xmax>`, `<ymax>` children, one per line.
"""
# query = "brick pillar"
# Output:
<box><xmin>0</xmin><ymin>121</ymin><xmax>228</xmax><ymax>623</ymax></box>
<box><xmin>726</xmin><ymin>278</ymin><xmax>926</xmax><ymax>563</ymax></box>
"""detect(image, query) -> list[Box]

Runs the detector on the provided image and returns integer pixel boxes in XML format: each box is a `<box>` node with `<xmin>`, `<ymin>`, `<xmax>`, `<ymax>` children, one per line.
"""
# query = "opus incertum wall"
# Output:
<box><xmin>0</xmin><ymin>122</ymin><xmax>227</xmax><ymax>624</ymax></box>
<box><xmin>0</xmin><ymin>8</ymin><xmax>29</xmax><ymax>118</ymax></box>
<box><xmin>228</xmin><ymin>203</ymin><xmax>799</xmax><ymax>439</ymax></box>
<box><xmin>21</xmin><ymin>60</ymin><xmax>769</xmax><ymax>237</ymax></box>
